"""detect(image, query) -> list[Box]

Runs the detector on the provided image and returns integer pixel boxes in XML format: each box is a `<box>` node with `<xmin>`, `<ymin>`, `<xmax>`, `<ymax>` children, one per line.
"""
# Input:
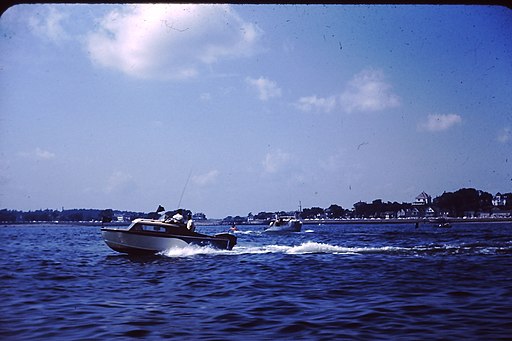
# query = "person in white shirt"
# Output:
<box><xmin>171</xmin><ymin>209</ymin><xmax>184</xmax><ymax>224</ymax></box>
<box><xmin>186</xmin><ymin>213</ymin><xmax>196</xmax><ymax>232</ymax></box>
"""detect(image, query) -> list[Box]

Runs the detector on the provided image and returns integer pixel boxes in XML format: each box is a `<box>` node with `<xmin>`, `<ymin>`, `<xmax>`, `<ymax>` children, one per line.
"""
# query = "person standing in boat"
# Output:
<box><xmin>186</xmin><ymin>213</ymin><xmax>196</xmax><ymax>232</ymax></box>
<box><xmin>171</xmin><ymin>209</ymin><xmax>184</xmax><ymax>224</ymax></box>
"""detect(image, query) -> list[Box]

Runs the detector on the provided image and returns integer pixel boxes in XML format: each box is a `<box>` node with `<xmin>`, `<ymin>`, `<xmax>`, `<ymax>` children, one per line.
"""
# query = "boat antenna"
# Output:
<box><xmin>177</xmin><ymin>169</ymin><xmax>192</xmax><ymax>208</ymax></box>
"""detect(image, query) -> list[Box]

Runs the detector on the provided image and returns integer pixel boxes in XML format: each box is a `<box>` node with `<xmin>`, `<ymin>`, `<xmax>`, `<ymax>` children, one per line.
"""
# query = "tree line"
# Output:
<box><xmin>226</xmin><ymin>188</ymin><xmax>511</xmax><ymax>223</ymax></box>
<box><xmin>321</xmin><ymin>188</ymin><xmax>509</xmax><ymax>219</ymax></box>
<box><xmin>0</xmin><ymin>207</ymin><xmax>194</xmax><ymax>224</ymax></box>
<box><xmin>1</xmin><ymin>188</ymin><xmax>510</xmax><ymax>223</ymax></box>
<box><xmin>0</xmin><ymin>208</ymin><xmax>144</xmax><ymax>224</ymax></box>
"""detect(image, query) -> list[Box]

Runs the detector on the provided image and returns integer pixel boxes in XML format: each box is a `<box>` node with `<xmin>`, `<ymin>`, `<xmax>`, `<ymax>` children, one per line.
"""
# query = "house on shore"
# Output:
<box><xmin>492</xmin><ymin>193</ymin><xmax>509</xmax><ymax>207</ymax></box>
<box><xmin>401</xmin><ymin>192</ymin><xmax>436</xmax><ymax>218</ymax></box>
<box><xmin>413</xmin><ymin>191</ymin><xmax>432</xmax><ymax>206</ymax></box>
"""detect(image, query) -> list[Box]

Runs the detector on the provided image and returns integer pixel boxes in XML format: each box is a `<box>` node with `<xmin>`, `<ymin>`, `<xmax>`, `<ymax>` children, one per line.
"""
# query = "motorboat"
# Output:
<box><xmin>265</xmin><ymin>216</ymin><xmax>302</xmax><ymax>232</ymax></box>
<box><xmin>429</xmin><ymin>217</ymin><xmax>452</xmax><ymax>228</ymax></box>
<box><xmin>101</xmin><ymin>218</ymin><xmax>237</xmax><ymax>254</ymax></box>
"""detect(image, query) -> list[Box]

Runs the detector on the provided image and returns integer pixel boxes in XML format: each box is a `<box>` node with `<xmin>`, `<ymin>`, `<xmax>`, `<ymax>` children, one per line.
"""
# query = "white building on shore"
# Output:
<box><xmin>413</xmin><ymin>191</ymin><xmax>432</xmax><ymax>206</ymax></box>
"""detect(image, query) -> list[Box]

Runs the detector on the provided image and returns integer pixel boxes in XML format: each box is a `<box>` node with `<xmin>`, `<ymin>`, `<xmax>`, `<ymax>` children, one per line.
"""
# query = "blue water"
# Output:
<box><xmin>1</xmin><ymin>222</ymin><xmax>511</xmax><ymax>340</ymax></box>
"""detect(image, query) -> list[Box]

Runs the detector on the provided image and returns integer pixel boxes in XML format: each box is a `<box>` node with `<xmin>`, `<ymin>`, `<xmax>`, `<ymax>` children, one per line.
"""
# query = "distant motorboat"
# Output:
<box><xmin>429</xmin><ymin>218</ymin><xmax>452</xmax><ymax>228</ymax></box>
<box><xmin>101</xmin><ymin>218</ymin><xmax>237</xmax><ymax>254</ymax></box>
<box><xmin>265</xmin><ymin>216</ymin><xmax>302</xmax><ymax>232</ymax></box>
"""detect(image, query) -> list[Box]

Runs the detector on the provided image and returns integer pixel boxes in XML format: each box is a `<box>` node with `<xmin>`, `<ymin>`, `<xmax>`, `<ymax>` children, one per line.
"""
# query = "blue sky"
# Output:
<box><xmin>1</xmin><ymin>4</ymin><xmax>511</xmax><ymax>218</ymax></box>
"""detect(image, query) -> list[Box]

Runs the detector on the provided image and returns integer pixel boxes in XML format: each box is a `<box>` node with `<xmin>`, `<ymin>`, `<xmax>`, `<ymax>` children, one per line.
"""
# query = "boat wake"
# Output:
<box><xmin>231</xmin><ymin>229</ymin><xmax>261</xmax><ymax>235</ymax></box>
<box><xmin>234</xmin><ymin>242</ymin><xmax>404</xmax><ymax>255</ymax></box>
<box><xmin>159</xmin><ymin>240</ymin><xmax>512</xmax><ymax>258</ymax></box>
<box><xmin>159</xmin><ymin>245</ymin><xmax>233</xmax><ymax>258</ymax></box>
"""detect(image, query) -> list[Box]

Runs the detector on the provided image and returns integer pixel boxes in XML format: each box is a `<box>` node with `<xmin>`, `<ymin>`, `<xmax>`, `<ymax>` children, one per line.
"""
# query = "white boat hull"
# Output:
<box><xmin>102</xmin><ymin>230</ymin><xmax>190</xmax><ymax>253</ymax></box>
<box><xmin>101</xmin><ymin>219</ymin><xmax>236</xmax><ymax>254</ymax></box>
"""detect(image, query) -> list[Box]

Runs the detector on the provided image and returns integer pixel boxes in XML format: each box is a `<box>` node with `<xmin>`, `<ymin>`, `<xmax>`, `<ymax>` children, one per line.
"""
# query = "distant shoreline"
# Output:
<box><xmin>234</xmin><ymin>217</ymin><xmax>512</xmax><ymax>226</ymax></box>
<box><xmin>2</xmin><ymin>216</ymin><xmax>511</xmax><ymax>227</ymax></box>
<box><xmin>300</xmin><ymin>217</ymin><xmax>512</xmax><ymax>225</ymax></box>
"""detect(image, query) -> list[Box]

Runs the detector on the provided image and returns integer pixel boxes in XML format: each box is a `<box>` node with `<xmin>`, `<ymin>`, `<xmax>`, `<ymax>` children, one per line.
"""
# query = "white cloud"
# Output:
<box><xmin>295</xmin><ymin>95</ymin><xmax>336</xmax><ymax>112</ymax></box>
<box><xmin>262</xmin><ymin>149</ymin><xmax>291</xmax><ymax>174</ymax></box>
<box><xmin>497</xmin><ymin>127</ymin><xmax>511</xmax><ymax>143</ymax></box>
<box><xmin>340</xmin><ymin>68</ymin><xmax>400</xmax><ymax>113</ymax></box>
<box><xmin>246</xmin><ymin>76</ymin><xmax>282</xmax><ymax>101</ymax></box>
<box><xmin>419</xmin><ymin>113</ymin><xmax>462</xmax><ymax>132</ymax></box>
<box><xmin>192</xmin><ymin>170</ymin><xmax>219</xmax><ymax>186</ymax></box>
<box><xmin>28</xmin><ymin>7</ymin><xmax>69</xmax><ymax>43</ymax></box>
<box><xmin>19</xmin><ymin>147</ymin><xmax>56</xmax><ymax>160</ymax></box>
<box><xmin>86</xmin><ymin>4</ymin><xmax>262</xmax><ymax>80</ymax></box>
<box><xmin>35</xmin><ymin>147</ymin><xmax>56</xmax><ymax>160</ymax></box>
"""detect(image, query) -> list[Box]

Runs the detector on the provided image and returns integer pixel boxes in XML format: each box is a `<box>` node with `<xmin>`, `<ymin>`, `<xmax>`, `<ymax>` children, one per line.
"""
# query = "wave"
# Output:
<box><xmin>159</xmin><ymin>245</ymin><xmax>232</xmax><ymax>258</ymax></box>
<box><xmin>159</xmin><ymin>242</ymin><xmax>360</xmax><ymax>258</ymax></box>
<box><xmin>229</xmin><ymin>228</ymin><xmax>317</xmax><ymax>235</ymax></box>
<box><xmin>231</xmin><ymin>230</ymin><xmax>262</xmax><ymax>235</ymax></box>
<box><xmin>159</xmin><ymin>241</ymin><xmax>512</xmax><ymax>258</ymax></box>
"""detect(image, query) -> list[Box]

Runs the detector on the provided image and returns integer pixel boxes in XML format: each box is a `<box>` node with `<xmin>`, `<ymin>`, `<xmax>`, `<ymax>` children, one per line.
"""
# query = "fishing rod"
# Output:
<box><xmin>177</xmin><ymin>169</ymin><xmax>192</xmax><ymax>209</ymax></box>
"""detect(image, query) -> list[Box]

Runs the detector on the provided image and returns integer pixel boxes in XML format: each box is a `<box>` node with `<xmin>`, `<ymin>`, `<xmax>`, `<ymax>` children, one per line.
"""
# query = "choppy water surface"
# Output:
<box><xmin>1</xmin><ymin>222</ymin><xmax>511</xmax><ymax>340</ymax></box>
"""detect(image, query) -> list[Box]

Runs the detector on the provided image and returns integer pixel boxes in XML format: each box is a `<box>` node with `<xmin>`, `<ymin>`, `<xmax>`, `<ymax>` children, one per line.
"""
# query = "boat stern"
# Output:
<box><xmin>214</xmin><ymin>233</ymin><xmax>237</xmax><ymax>250</ymax></box>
